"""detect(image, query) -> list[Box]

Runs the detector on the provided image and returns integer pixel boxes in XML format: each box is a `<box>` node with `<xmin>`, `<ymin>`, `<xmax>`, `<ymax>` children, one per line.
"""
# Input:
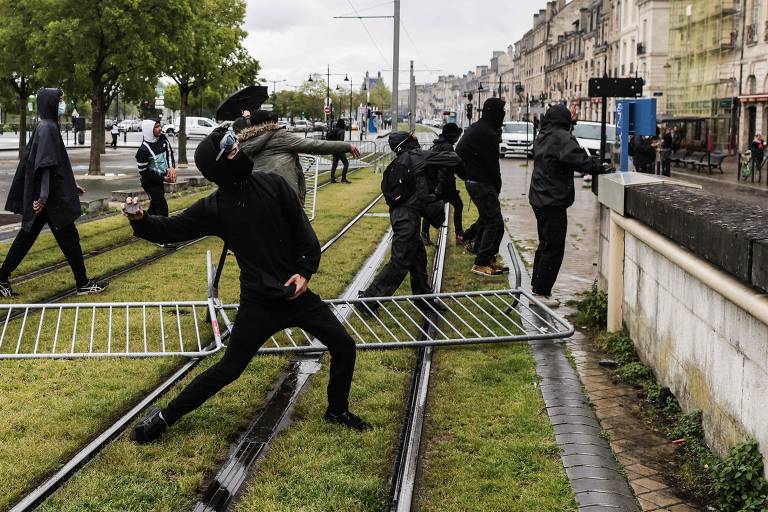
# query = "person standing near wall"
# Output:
<box><xmin>529</xmin><ymin>105</ymin><xmax>604</xmax><ymax>308</ymax></box>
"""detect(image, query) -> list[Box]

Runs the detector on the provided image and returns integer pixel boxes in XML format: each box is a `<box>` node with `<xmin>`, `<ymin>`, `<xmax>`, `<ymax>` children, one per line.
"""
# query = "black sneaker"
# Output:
<box><xmin>324</xmin><ymin>409</ymin><xmax>372</xmax><ymax>432</ymax></box>
<box><xmin>330</xmin><ymin>179</ymin><xmax>338</xmax><ymax>183</ymax></box>
<box><xmin>76</xmin><ymin>280</ymin><xmax>108</xmax><ymax>295</ymax></box>
<box><xmin>0</xmin><ymin>281</ymin><xmax>13</xmax><ymax>298</ymax></box>
<box><xmin>341</xmin><ymin>179</ymin><xmax>351</xmax><ymax>184</ymax></box>
<box><xmin>131</xmin><ymin>407</ymin><xmax>169</xmax><ymax>444</ymax></box>
<box><xmin>354</xmin><ymin>292</ymin><xmax>378</xmax><ymax>318</ymax></box>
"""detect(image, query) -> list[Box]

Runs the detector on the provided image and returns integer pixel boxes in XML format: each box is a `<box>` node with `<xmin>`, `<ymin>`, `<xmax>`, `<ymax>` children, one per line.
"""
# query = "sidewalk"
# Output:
<box><xmin>498</xmin><ymin>157</ymin><xmax>704</xmax><ymax>511</ymax></box>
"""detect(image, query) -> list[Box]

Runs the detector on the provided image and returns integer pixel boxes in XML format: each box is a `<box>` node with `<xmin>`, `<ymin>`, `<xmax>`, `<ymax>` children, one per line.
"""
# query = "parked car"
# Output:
<box><xmin>499</xmin><ymin>121</ymin><xmax>534</xmax><ymax>158</ymax></box>
<box><xmin>573</xmin><ymin>121</ymin><xmax>617</xmax><ymax>161</ymax></box>
<box><xmin>118</xmin><ymin>119</ymin><xmax>141</xmax><ymax>132</ymax></box>
<box><xmin>162</xmin><ymin>117</ymin><xmax>217</xmax><ymax>138</ymax></box>
<box><xmin>292</xmin><ymin>120</ymin><xmax>311</xmax><ymax>132</ymax></box>
<box><xmin>313</xmin><ymin>121</ymin><xmax>326</xmax><ymax>132</ymax></box>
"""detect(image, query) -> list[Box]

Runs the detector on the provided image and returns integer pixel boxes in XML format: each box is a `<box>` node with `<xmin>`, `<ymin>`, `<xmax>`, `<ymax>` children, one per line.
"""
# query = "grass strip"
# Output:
<box><xmin>36</xmin><ymin>216</ymin><xmax>391</xmax><ymax>511</ymax></box>
<box><xmin>414</xmin><ymin>189</ymin><xmax>577</xmax><ymax>511</ymax></box>
<box><xmin>0</xmin><ymin>187</ymin><xmax>214</xmax><ymax>279</ymax></box>
<box><xmin>0</xmin><ymin>169</ymin><xmax>381</xmax><ymax>509</ymax></box>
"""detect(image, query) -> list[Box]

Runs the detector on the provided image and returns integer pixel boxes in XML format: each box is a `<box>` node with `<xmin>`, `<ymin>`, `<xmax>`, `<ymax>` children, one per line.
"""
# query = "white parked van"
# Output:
<box><xmin>162</xmin><ymin>117</ymin><xmax>217</xmax><ymax>138</ymax></box>
<box><xmin>573</xmin><ymin>121</ymin><xmax>617</xmax><ymax>161</ymax></box>
<box><xmin>499</xmin><ymin>121</ymin><xmax>534</xmax><ymax>158</ymax></box>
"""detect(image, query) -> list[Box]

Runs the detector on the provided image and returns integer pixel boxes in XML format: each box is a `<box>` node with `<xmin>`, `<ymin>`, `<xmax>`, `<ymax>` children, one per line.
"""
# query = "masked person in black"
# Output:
<box><xmin>0</xmin><ymin>88</ymin><xmax>107</xmax><ymax>297</ymax></box>
<box><xmin>421</xmin><ymin>123</ymin><xmax>465</xmax><ymax>246</ymax></box>
<box><xmin>456</xmin><ymin>97</ymin><xmax>508</xmax><ymax>276</ymax></box>
<box><xmin>356</xmin><ymin>131</ymin><xmax>463</xmax><ymax>317</ymax></box>
<box><xmin>127</xmin><ymin>129</ymin><xmax>370</xmax><ymax>444</ymax></box>
<box><xmin>326</xmin><ymin>119</ymin><xmax>350</xmax><ymax>183</ymax></box>
<box><xmin>529</xmin><ymin>105</ymin><xmax>605</xmax><ymax>308</ymax></box>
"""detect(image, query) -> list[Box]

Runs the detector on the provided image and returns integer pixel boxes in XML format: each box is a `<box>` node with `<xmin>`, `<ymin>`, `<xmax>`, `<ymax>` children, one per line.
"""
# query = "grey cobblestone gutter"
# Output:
<box><xmin>501</xmin><ymin>233</ymin><xmax>640</xmax><ymax>511</ymax></box>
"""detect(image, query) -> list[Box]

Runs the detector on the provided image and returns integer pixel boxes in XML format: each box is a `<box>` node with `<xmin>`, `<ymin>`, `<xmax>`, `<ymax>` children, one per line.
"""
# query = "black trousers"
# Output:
<box><xmin>331</xmin><ymin>153</ymin><xmax>349</xmax><ymax>181</ymax></box>
<box><xmin>531</xmin><ymin>206</ymin><xmax>568</xmax><ymax>296</ymax></box>
<box><xmin>141</xmin><ymin>178</ymin><xmax>169</xmax><ymax>217</ymax></box>
<box><xmin>421</xmin><ymin>189</ymin><xmax>464</xmax><ymax>239</ymax></box>
<box><xmin>162</xmin><ymin>291</ymin><xmax>357</xmax><ymax>424</ymax></box>
<box><xmin>660</xmin><ymin>149</ymin><xmax>672</xmax><ymax>177</ymax></box>
<box><xmin>110</xmin><ymin>134</ymin><xmax>118</xmax><ymax>148</ymax></box>
<box><xmin>364</xmin><ymin>205</ymin><xmax>430</xmax><ymax>298</ymax></box>
<box><xmin>0</xmin><ymin>212</ymin><xmax>87</xmax><ymax>286</ymax></box>
<box><xmin>465</xmin><ymin>181</ymin><xmax>504</xmax><ymax>266</ymax></box>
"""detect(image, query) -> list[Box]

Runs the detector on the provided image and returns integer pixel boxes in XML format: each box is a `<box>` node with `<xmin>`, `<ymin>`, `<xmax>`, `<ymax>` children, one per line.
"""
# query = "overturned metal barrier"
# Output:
<box><xmin>298</xmin><ymin>154</ymin><xmax>319</xmax><ymax>221</ymax></box>
<box><xmin>216</xmin><ymin>289</ymin><xmax>573</xmax><ymax>354</ymax></box>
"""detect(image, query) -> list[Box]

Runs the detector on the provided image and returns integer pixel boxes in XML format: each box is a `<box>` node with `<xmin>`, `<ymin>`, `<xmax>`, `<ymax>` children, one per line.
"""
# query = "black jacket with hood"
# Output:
<box><xmin>529</xmin><ymin>105</ymin><xmax>602</xmax><ymax>209</ymax></box>
<box><xmin>131</xmin><ymin>133</ymin><xmax>320</xmax><ymax>304</ymax></box>
<box><xmin>429</xmin><ymin>134</ymin><xmax>463</xmax><ymax>198</ymax></box>
<box><xmin>6</xmin><ymin>88</ymin><xmax>81</xmax><ymax>231</ymax></box>
<box><xmin>455</xmin><ymin>98</ymin><xmax>505</xmax><ymax>192</ymax></box>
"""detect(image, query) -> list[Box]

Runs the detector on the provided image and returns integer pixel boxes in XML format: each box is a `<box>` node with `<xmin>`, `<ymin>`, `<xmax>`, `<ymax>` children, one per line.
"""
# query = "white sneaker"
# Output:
<box><xmin>532</xmin><ymin>293</ymin><xmax>560</xmax><ymax>308</ymax></box>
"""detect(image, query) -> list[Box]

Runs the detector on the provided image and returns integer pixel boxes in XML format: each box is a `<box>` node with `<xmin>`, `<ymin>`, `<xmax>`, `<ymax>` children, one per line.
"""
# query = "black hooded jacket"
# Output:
<box><xmin>455</xmin><ymin>98</ymin><xmax>505</xmax><ymax>192</ymax></box>
<box><xmin>529</xmin><ymin>105</ymin><xmax>602</xmax><ymax>209</ymax></box>
<box><xmin>429</xmin><ymin>134</ymin><xmax>462</xmax><ymax>197</ymax></box>
<box><xmin>6</xmin><ymin>88</ymin><xmax>81</xmax><ymax>231</ymax></box>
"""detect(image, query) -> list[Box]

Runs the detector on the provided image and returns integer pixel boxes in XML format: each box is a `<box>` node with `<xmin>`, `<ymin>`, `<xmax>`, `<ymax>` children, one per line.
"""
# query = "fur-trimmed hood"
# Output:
<box><xmin>238</xmin><ymin>123</ymin><xmax>284</xmax><ymax>143</ymax></box>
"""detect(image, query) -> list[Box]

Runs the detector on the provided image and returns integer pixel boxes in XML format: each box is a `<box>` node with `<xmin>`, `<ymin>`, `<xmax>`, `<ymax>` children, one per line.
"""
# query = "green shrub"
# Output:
<box><xmin>615</xmin><ymin>362</ymin><xmax>652</xmax><ymax>384</ymax></box>
<box><xmin>574</xmin><ymin>282</ymin><xmax>607</xmax><ymax>330</ymax></box>
<box><xmin>601</xmin><ymin>332</ymin><xmax>638</xmax><ymax>365</ymax></box>
<box><xmin>714</xmin><ymin>441</ymin><xmax>768</xmax><ymax>512</ymax></box>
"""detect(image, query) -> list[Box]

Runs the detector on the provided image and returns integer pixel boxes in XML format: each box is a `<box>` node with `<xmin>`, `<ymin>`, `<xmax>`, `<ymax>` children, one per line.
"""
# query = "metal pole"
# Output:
<box><xmin>327</xmin><ymin>64</ymin><xmax>331</xmax><ymax>129</ymax></box>
<box><xmin>409</xmin><ymin>60</ymin><xmax>416</xmax><ymax>133</ymax></box>
<box><xmin>392</xmin><ymin>0</ymin><xmax>400</xmax><ymax>129</ymax></box>
<box><xmin>349</xmin><ymin>80</ymin><xmax>353</xmax><ymax>140</ymax></box>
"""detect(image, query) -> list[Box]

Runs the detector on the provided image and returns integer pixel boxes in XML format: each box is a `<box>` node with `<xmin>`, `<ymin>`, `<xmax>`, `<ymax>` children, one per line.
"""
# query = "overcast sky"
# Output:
<box><xmin>243</xmin><ymin>0</ymin><xmax>546</xmax><ymax>92</ymax></box>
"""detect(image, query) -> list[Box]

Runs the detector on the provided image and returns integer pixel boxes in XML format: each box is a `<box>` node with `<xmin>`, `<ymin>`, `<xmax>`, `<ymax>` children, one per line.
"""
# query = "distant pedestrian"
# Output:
<box><xmin>421</xmin><ymin>123</ymin><xmax>465</xmax><ymax>245</ymax></box>
<box><xmin>135</xmin><ymin>119</ymin><xmax>177</xmax><ymax>218</ymax></box>
<box><xmin>660</xmin><ymin>127</ymin><xmax>674</xmax><ymax>177</ymax></box>
<box><xmin>750</xmin><ymin>133</ymin><xmax>765</xmax><ymax>175</ymax></box>
<box><xmin>0</xmin><ymin>88</ymin><xmax>107</xmax><ymax>297</ymax></box>
<box><xmin>110</xmin><ymin>122</ymin><xmax>119</xmax><ymax>149</ymax></box>
<box><xmin>456</xmin><ymin>98</ymin><xmax>508</xmax><ymax>277</ymax></box>
<box><xmin>529</xmin><ymin>105</ymin><xmax>605</xmax><ymax>308</ymax></box>
<box><xmin>326</xmin><ymin>119</ymin><xmax>350</xmax><ymax>183</ymax></box>
<box><xmin>239</xmin><ymin>110</ymin><xmax>361</xmax><ymax>203</ymax></box>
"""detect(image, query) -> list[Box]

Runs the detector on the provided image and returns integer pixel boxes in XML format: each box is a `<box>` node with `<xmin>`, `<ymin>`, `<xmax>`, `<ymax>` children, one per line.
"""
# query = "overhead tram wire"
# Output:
<box><xmin>338</xmin><ymin>0</ymin><xmax>390</xmax><ymax>66</ymax></box>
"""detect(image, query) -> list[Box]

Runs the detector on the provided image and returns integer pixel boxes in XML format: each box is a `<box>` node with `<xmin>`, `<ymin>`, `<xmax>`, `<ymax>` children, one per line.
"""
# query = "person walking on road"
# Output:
<box><xmin>239</xmin><ymin>110</ymin><xmax>361</xmax><ymax>203</ymax></box>
<box><xmin>0</xmin><ymin>88</ymin><xmax>107</xmax><ymax>297</ymax></box>
<box><xmin>356</xmin><ymin>131</ymin><xmax>463</xmax><ymax>317</ymax></box>
<box><xmin>127</xmin><ymin>130</ymin><xmax>371</xmax><ymax>443</ymax></box>
<box><xmin>456</xmin><ymin>97</ymin><xmax>508</xmax><ymax>277</ymax></box>
<box><xmin>421</xmin><ymin>123</ymin><xmax>465</xmax><ymax>246</ymax></box>
<box><xmin>110</xmin><ymin>122</ymin><xmax>119</xmax><ymax>149</ymax></box>
<box><xmin>326</xmin><ymin>119</ymin><xmax>350</xmax><ymax>183</ymax></box>
<box><xmin>529</xmin><ymin>105</ymin><xmax>605</xmax><ymax>308</ymax></box>
<box><xmin>135</xmin><ymin>119</ymin><xmax>177</xmax><ymax>218</ymax></box>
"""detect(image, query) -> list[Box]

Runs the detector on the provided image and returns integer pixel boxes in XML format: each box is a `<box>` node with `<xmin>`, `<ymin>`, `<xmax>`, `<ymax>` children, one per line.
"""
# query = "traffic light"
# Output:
<box><xmin>466</xmin><ymin>103</ymin><xmax>473</xmax><ymax>122</ymax></box>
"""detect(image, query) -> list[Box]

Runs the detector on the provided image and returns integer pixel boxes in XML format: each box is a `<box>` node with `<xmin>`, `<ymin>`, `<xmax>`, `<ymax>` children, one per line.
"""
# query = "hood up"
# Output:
<box><xmin>37</xmin><ymin>88</ymin><xmax>61</xmax><ymax>121</ymax></box>
<box><xmin>481</xmin><ymin>98</ymin><xmax>506</xmax><ymax>130</ymax></box>
<box><xmin>237</xmin><ymin>122</ymin><xmax>285</xmax><ymax>155</ymax></box>
<box><xmin>388</xmin><ymin>131</ymin><xmax>419</xmax><ymax>153</ymax></box>
<box><xmin>541</xmin><ymin>105</ymin><xmax>573</xmax><ymax>130</ymax></box>
<box><xmin>141</xmin><ymin>119</ymin><xmax>159</xmax><ymax>143</ymax></box>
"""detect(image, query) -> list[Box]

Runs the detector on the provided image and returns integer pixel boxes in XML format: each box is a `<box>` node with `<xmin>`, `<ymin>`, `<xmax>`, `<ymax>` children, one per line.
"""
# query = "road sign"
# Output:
<box><xmin>324</xmin><ymin>106</ymin><xmax>331</xmax><ymax>115</ymax></box>
<box><xmin>588</xmin><ymin>77</ymin><xmax>644</xmax><ymax>98</ymax></box>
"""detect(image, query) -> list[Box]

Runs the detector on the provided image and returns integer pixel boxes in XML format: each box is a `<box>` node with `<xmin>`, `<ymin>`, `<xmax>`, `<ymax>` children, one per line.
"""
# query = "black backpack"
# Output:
<box><xmin>381</xmin><ymin>156</ymin><xmax>416</xmax><ymax>207</ymax></box>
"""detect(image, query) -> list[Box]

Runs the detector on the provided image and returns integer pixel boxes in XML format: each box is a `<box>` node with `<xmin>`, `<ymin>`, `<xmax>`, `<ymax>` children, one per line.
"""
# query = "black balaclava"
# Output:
<box><xmin>37</xmin><ymin>88</ymin><xmax>62</xmax><ymax>121</ymax></box>
<box><xmin>250</xmin><ymin>110</ymin><xmax>274</xmax><ymax>126</ymax></box>
<box><xmin>388</xmin><ymin>131</ymin><xmax>419</xmax><ymax>154</ymax></box>
<box><xmin>232</xmin><ymin>117</ymin><xmax>250</xmax><ymax>134</ymax></box>
<box><xmin>195</xmin><ymin>132</ymin><xmax>252</xmax><ymax>190</ymax></box>
<box><xmin>481</xmin><ymin>97</ymin><xmax>506</xmax><ymax>130</ymax></box>
<box><xmin>440</xmin><ymin>122</ymin><xmax>463</xmax><ymax>144</ymax></box>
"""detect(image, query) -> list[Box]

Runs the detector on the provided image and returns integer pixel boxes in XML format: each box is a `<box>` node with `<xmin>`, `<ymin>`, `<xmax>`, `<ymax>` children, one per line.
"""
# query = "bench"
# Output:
<box><xmin>693</xmin><ymin>152</ymin><xmax>728</xmax><ymax>174</ymax></box>
<box><xmin>671</xmin><ymin>149</ymin><xmax>689</xmax><ymax>166</ymax></box>
<box><xmin>680</xmin><ymin>151</ymin><xmax>706</xmax><ymax>168</ymax></box>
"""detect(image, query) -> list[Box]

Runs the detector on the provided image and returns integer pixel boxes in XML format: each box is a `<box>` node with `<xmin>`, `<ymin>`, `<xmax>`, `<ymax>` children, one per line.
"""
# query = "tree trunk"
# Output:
<box><xmin>88</xmin><ymin>90</ymin><xmax>105</xmax><ymax>175</ymax></box>
<box><xmin>178</xmin><ymin>85</ymin><xmax>189</xmax><ymax>167</ymax></box>
<box><xmin>17</xmin><ymin>91</ymin><xmax>27</xmax><ymax>160</ymax></box>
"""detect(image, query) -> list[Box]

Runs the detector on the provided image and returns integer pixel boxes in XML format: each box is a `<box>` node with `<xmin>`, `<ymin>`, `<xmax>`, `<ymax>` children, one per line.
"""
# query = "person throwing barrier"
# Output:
<box><xmin>356</xmin><ymin>131</ymin><xmax>463</xmax><ymax>317</ymax></box>
<box><xmin>529</xmin><ymin>105</ymin><xmax>606</xmax><ymax>308</ymax></box>
<box><xmin>238</xmin><ymin>110</ymin><xmax>361</xmax><ymax>203</ymax></box>
<box><xmin>126</xmin><ymin>129</ymin><xmax>371</xmax><ymax>444</ymax></box>
<box><xmin>0</xmin><ymin>88</ymin><xmax>106</xmax><ymax>297</ymax></box>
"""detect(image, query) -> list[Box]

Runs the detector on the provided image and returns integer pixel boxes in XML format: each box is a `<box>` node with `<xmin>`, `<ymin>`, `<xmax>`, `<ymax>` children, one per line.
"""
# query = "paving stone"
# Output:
<box><xmin>624</xmin><ymin>463</ymin><xmax>660</xmax><ymax>477</ymax></box>
<box><xmin>637</xmin><ymin>497</ymin><xmax>658</xmax><ymax>511</ymax></box>
<box><xmin>640</xmin><ymin>490</ymin><xmax>684</xmax><ymax>508</ymax></box>
<box><xmin>634</xmin><ymin>477</ymin><xmax>669</xmax><ymax>492</ymax></box>
<box><xmin>668</xmin><ymin>504</ymin><xmax>704</xmax><ymax>512</ymax></box>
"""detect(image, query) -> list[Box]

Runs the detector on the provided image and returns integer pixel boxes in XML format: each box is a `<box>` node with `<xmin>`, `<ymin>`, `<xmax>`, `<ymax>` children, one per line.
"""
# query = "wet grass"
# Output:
<box><xmin>0</xmin><ymin>187</ymin><xmax>214</xmax><ymax>279</ymax></box>
<box><xmin>37</xmin><ymin>217</ymin><xmax>391</xmax><ymax>511</ymax></box>
<box><xmin>414</xmin><ymin>207</ymin><xmax>578</xmax><ymax>512</ymax></box>
<box><xmin>0</xmin><ymin>169</ymin><xmax>383</xmax><ymax>510</ymax></box>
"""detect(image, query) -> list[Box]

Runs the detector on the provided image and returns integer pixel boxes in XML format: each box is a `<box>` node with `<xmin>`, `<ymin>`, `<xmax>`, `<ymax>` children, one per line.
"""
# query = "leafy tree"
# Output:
<box><xmin>0</xmin><ymin>0</ymin><xmax>46</xmax><ymax>158</ymax></box>
<box><xmin>38</xmin><ymin>0</ymin><xmax>189</xmax><ymax>174</ymax></box>
<box><xmin>167</xmin><ymin>0</ymin><xmax>257</xmax><ymax>165</ymax></box>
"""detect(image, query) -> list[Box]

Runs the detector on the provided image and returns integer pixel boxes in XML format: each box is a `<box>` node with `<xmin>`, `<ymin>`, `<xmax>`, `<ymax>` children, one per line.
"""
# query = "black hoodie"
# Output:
<box><xmin>529</xmin><ymin>105</ymin><xmax>602</xmax><ymax>209</ymax></box>
<box><xmin>6</xmin><ymin>88</ymin><xmax>81</xmax><ymax>231</ymax></box>
<box><xmin>455</xmin><ymin>97</ymin><xmax>505</xmax><ymax>192</ymax></box>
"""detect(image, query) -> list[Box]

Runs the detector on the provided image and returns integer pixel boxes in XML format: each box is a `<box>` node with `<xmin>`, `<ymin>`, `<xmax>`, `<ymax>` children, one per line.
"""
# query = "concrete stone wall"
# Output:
<box><xmin>598</xmin><ymin>206</ymin><xmax>768</xmax><ymax>467</ymax></box>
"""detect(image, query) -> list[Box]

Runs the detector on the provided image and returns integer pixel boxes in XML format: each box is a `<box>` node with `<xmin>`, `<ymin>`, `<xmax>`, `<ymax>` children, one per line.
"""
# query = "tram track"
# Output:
<box><xmin>8</xmin><ymin>175</ymin><xmax>387</xmax><ymax>512</ymax></box>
